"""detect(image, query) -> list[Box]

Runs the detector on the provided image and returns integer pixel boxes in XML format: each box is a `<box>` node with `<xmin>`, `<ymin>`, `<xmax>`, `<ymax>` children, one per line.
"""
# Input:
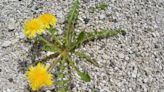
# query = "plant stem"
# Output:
<box><xmin>66</xmin><ymin>59</ymin><xmax>72</xmax><ymax>91</ymax></box>
<box><xmin>39</xmin><ymin>35</ymin><xmax>53</xmax><ymax>47</ymax></box>
<box><xmin>67</xmin><ymin>58</ymin><xmax>79</xmax><ymax>73</ymax></box>
<box><xmin>48</xmin><ymin>54</ymin><xmax>61</xmax><ymax>72</ymax></box>
<box><xmin>53</xmin><ymin>36</ymin><xmax>63</xmax><ymax>46</ymax></box>
<box><xmin>48</xmin><ymin>28</ymin><xmax>63</xmax><ymax>46</ymax></box>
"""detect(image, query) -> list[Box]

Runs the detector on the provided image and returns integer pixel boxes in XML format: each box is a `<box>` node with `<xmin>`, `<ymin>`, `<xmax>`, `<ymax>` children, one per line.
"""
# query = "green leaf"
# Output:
<box><xmin>74</xmin><ymin>51</ymin><xmax>99</xmax><ymax>67</ymax></box>
<box><xmin>77</xmin><ymin>31</ymin><xmax>85</xmax><ymax>44</ymax></box>
<box><xmin>58</xmin><ymin>87</ymin><xmax>68</xmax><ymax>92</ymax></box>
<box><xmin>70</xmin><ymin>32</ymin><xmax>87</xmax><ymax>50</ymax></box>
<box><xmin>56</xmin><ymin>80</ymin><xmax>70</xmax><ymax>86</ymax></box>
<box><xmin>85</xmin><ymin>29</ymin><xmax>125</xmax><ymax>41</ymax></box>
<box><xmin>67</xmin><ymin>58</ymin><xmax>79</xmax><ymax>72</ymax></box>
<box><xmin>71</xmin><ymin>31</ymin><xmax>85</xmax><ymax>49</ymax></box>
<box><xmin>67</xmin><ymin>57</ymin><xmax>91</xmax><ymax>82</ymax></box>
<box><xmin>42</xmin><ymin>45</ymin><xmax>60</xmax><ymax>52</ymax></box>
<box><xmin>64</xmin><ymin>0</ymin><xmax>80</xmax><ymax>47</ymax></box>
<box><xmin>71</xmin><ymin>29</ymin><xmax>125</xmax><ymax>50</ymax></box>
<box><xmin>78</xmin><ymin>71</ymin><xmax>91</xmax><ymax>82</ymax></box>
<box><xmin>48</xmin><ymin>27</ymin><xmax>57</xmax><ymax>36</ymax></box>
<box><xmin>96</xmin><ymin>3</ymin><xmax>108</xmax><ymax>10</ymax></box>
<box><xmin>58</xmin><ymin>73</ymin><xmax>65</xmax><ymax>79</ymax></box>
<box><xmin>48</xmin><ymin>28</ymin><xmax>63</xmax><ymax>47</ymax></box>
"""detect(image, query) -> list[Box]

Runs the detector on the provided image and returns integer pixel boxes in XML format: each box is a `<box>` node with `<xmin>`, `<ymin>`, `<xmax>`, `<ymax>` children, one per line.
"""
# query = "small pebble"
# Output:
<box><xmin>83</xmin><ymin>18</ymin><xmax>90</xmax><ymax>24</ymax></box>
<box><xmin>8</xmin><ymin>78</ymin><xmax>13</xmax><ymax>83</ymax></box>
<box><xmin>99</xmin><ymin>14</ymin><xmax>106</xmax><ymax>20</ymax></box>
<box><xmin>46</xmin><ymin>90</ymin><xmax>51</xmax><ymax>92</ymax></box>
<box><xmin>2</xmin><ymin>41</ymin><xmax>11</xmax><ymax>48</ymax></box>
<box><xmin>8</xmin><ymin>18</ymin><xmax>16</xmax><ymax>31</ymax></box>
<box><xmin>118</xmin><ymin>53</ymin><xmax>124</xmax><ymax>59</ymax></box>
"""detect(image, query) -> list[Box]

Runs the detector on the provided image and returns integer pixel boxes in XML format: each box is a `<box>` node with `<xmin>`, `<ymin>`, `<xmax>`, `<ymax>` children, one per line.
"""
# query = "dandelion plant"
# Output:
<box><xmin>23</xmin><ymin>0</ymin><xmax>125</xmax><ymax>91</ymax></box>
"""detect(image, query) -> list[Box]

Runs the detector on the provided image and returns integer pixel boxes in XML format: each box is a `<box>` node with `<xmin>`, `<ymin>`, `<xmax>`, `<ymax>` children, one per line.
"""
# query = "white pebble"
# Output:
<box><xmin>2</xmin><ymin>41</ymin><xmax>11</xmax><ymax>47</ymax></box>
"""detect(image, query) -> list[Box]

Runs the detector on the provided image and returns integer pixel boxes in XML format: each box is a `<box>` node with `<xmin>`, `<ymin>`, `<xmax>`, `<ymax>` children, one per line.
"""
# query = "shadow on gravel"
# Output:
<box><xmin>18</xmin><ymin>40</ymin><xmax>42</xmax><ymax>74</ymax></box>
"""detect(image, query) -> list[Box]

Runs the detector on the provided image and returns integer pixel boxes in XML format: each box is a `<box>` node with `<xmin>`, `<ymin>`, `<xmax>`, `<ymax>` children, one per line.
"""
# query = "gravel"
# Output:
<box><xmin>0</xmin><ymin>0</ymin><xmax>164</xmax><ymax>92</ymax></box>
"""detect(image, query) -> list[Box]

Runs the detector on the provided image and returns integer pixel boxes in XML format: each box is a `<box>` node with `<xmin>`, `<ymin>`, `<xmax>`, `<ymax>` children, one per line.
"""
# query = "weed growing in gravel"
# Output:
<box><xmin>23</xmin><ymin>0</ymin><xmax>125</xmax><ymax>91</ymax></box>
<box><xmin>89</xmin><ymin>3</ymin><xmax>108</xmax><ymax>13</ymax></box>
<box><xmin>96</xmin><ymin>3</ymin><xmax>108</xmax><ymax>10</ymax></box>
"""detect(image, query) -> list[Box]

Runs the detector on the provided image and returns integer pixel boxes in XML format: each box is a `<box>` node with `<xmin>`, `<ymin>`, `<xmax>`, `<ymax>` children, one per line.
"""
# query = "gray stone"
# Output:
<box><xmin>18</xmin><ymin>32</ymin><xmax>25</xmax><ymax>39</ymax></box>
<box><xmin>1</xmin><ymin>41</ymin><xmax>11</xmax><ymax>47</ymax></box>
<box><xmin>99</xmin><ymin>14</ymin><xmax>106</xmax><ymax>20</ymax></box>
<box><xmin>56</xmin><ymin>11</ymin><xmax>65</xmax><ymax>23</ymax></box>
<box><xmin>132</xmin><ymin>67</ymin><xmax>138</xmax><ymax>78</ymax></box>
<box><xmin>8</xmin><ymin>18</ymin><xmax>16</xmax><ymax>30</ymax></box>
<box><xmin>125</xmin><ymin>56</ymin><xmax>129</xmax><ymax>60</ymax></box>
<box><xmin>46</xmin><ymin>90</ymin><xmax>51</xmax><ymax>92</ymax></box>
<box><xmin>118</xmin><ymin>53</ymin><xmax>124</xmax><ymax>59</ymax></box>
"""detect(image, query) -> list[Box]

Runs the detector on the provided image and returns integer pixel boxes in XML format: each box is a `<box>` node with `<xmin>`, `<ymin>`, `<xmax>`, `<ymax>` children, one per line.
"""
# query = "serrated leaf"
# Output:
<box><xmin>71</xmin><ymin>29</ymin><xmax>125</xmax><ymax>50</ymax></box>
<box><xmin>77</xmin><ymin>31</ymin><xmax>85</xmax><ymax>44</ymax></box>
<box><xmin>71</xmin><ymin>31</ymin><xmax>85</xmax><ymax>49</ymax></box>
<box><xmin>67</xmin><ymin>57</ymin><xmax>91</xmax><ymax>82</ymax></box>
<box><xmin>78</xmin><ymin>71</ymin><xmax>91</xmax><ymax>82</ymax></box>
<box><xmin>74</xmin><ymin>51</ymin><xmax>99</xmax><ymax>67</ymax></box>
<box><xmin>83</xmin><ymin>29</ymin><xmax>125</xmax><ymax>42</ymax></box>
<box><xmin>68</xmin><ymin>58</ymin><xmax>79</xmax><ymax>72</ymax></box>
<box><xmin>64</xmin><ymin>0</ymin><xmax>80</xmax><ymax>47</ymax></box>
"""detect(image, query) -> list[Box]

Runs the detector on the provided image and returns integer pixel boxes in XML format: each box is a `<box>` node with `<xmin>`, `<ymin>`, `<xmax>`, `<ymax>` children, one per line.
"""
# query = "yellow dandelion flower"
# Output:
<box><xmin>26</xmin><ymin>63</ymin><xmax>53</xmax><ymax>91</ymax></box>
<box><xmin>38</xmin><ymin>13</ymin><xmax>57</xmax><ymax>29</ymax></box>
<box><xmin>24</xmin><ymin>18</ymin><xmax>44</xmax><ymax>39</ymax></box>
